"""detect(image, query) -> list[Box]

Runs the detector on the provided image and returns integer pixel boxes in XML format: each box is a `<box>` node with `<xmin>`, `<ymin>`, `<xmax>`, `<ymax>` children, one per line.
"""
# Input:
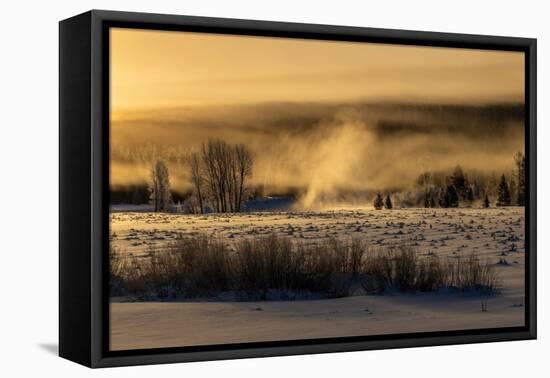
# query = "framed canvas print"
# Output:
<box><xmin>59</xmin><ymin>10</ymin><xmax>537</xmax><ymax>368</ymax></box>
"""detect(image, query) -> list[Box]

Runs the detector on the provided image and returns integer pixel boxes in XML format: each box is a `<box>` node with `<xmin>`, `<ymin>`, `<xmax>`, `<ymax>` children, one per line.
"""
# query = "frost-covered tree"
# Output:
<box><xmin>508</xmin><ymin>177</ymin><xmax>517</xmax><ymax>206</ymax></box>
<box><xmin>149</xmin><ymin>159</ymin><xmax>172</xmax><ymax>212</ymax></box>
<box><xmin>384</xmin><ymin>194</ymin><xmax>393</xmax><ymax>210</ymax></box>
<box><xmin>234</xmin><ymin>144</ymin><xmax>253</xmax><ymax>212</ymax></box>
<box><xmin>515</xmin><ymin>152</ymin><xmax>526</xmax><ymax>206</ymax></box>
<box><xmin>496</xmin><ymin>174</ymin><xmax>511</xmax><ymax>207</ymax></box>
<box><xmin>437</xmin><ymin>187</ymin><xmax>446</xmax><ymax>208</ymax></box>
<box><xmin>373</xmin><ymin>193</ymin><xmax>384</xmax><ymax>210</ymax></box>
<box><xmin>429</xmin><ymin>193</ymin><xmax>436</xmax><ymax>208</ymax></box>
<box><xmin>424</xmin><ymin>192</ymin><xmax>431</xmax><ymax>208</ymax></box>
<box><xmin>483</xmin><ymin>194</ymin><xmax>490</xmax><ymax>208</ymax></box>
<box><xmin>190</xmin><ymin>152</ymin><xmax>204</xmax><ymax>214</ymax></box>
<box><xmin>451</xmin><ymin>165</ymin><xmax>468</xmax><ymax>199</ymax></box>
<box><xmin>486</xmin><ymin>172</ymin><xmax>498</xmax><ymax>200</ymax></box>
<box><xmin>471</xmin><ymin>180</ymin><xmax>481</xmax><ymax>200</ymax></box>
<box><xmin>466</xmin><ymin>186</ymin><xmax>475</xmax><ymax>204</ymax></box>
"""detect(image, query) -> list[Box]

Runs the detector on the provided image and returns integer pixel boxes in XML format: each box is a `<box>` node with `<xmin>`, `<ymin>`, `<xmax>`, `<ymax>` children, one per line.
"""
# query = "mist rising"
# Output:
<box><xmin>110</xmin><ymin>102</ymin><xmax>524</xmax><ymax>208</ymax></box>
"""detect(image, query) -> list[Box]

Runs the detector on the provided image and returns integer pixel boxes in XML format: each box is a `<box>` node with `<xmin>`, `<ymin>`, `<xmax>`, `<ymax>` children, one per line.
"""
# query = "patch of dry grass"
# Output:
<box><xmin>110</xmin><ymin>234</ymin><xmax>498</xmax><ymax>300</ymax></box>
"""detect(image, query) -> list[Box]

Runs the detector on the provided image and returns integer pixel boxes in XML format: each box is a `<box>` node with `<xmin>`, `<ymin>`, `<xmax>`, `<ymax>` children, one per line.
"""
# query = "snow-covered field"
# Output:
<box><xmin>109</xmin><ymin>207</ymin><xmax>525</xmax><ymax>350</ymax></box>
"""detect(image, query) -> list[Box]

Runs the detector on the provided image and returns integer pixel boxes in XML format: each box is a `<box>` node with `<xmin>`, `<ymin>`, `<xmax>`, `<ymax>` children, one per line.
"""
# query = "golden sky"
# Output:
<box><xmin>110</xmin><ymin>28</ymin><xmax>524</xmax><ymax>114</ymax></box>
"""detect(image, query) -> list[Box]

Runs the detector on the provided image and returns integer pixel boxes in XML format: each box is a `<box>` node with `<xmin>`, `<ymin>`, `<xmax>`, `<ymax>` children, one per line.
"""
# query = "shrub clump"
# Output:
<box><xmin>360</xmin><ymin>246</ymin><xmax>498</xmax><ymax>294</ymax></box>
<box><xmin>110</xmin><ymin>234</ymin><xmax>498</xmax><ymax>300</ymax></box>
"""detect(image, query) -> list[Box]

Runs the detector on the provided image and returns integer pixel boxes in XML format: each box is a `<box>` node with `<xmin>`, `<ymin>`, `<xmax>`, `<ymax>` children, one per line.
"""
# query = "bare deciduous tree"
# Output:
<box><xmin>190</xmin><ymin>152</ymin><xmax>204</xmax><ymax>214</ymax></box>
<box><xmin>190</xmin><ymin>139</ymin><xmax>253</xmax><ymax>213</ymax></box>
<box><xmin>149</xmin><ymin>159</ymin><xmax>171</xmax><ymax>212</ymax></box>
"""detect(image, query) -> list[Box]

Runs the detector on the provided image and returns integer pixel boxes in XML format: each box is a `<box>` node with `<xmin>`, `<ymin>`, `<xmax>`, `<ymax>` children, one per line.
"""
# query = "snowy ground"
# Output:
<box><xmin>110</xmin><ymin>291</ymin><xmax>524</xmax><ymax>350</ymax></box>
<box><xmin>109</xmin><ymin>206</ymin><xmax>525</xmax><ymax>350</ymax></box>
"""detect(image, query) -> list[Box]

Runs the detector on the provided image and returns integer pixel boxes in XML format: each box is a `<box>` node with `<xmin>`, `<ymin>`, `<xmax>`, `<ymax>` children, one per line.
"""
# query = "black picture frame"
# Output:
<box><xmin>59</xmin><ymin>9</ymin><xmax>537</xmax><ymax>368</ymax></box>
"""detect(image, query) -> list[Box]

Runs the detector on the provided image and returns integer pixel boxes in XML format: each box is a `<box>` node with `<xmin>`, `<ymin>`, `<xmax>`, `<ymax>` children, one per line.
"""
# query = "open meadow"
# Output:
<box><xmin>109</xmin><ymin>205</ymin><xmax>525</xmax><ymax>350</ymax></box>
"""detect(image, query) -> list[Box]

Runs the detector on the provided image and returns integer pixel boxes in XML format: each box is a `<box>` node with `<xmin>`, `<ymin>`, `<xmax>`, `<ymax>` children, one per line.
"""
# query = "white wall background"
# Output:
<box><xmin>0</xmin><ymin>0</ymin><xmax>546</xmax><ymax>376</ymax></box>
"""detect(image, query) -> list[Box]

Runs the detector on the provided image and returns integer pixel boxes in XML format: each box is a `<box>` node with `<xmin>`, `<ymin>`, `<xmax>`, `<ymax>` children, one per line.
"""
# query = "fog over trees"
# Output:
<box><xmin>111</xmin><ymin>103</ymin><xmax>524</xmax><ymax>197</ymax></box>
<box><xmin>405</xmin><ymin>152</ymin><xmax>525</xmax><ymax>209</ymax></box>
<box><xmin>140</xmin><ymin>149</ymin><xmax>524</xmax><ymax>212</ymax></box>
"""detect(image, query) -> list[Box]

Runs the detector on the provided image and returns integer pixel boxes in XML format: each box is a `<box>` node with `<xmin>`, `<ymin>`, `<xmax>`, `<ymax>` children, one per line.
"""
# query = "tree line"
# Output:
<box><xmin>145</xmin><ymin>147</ymin><xmax>524</xmax><ymax>212</ymax></box>
<box><xmin>374</xmin><ymin>152</ymin><xmax>525</xmax><ymax>209</ymax></box>
<box><xmin>147</xmin><ymin>139</ymin><xmax>253</xmax><ymax>213</ymax></box>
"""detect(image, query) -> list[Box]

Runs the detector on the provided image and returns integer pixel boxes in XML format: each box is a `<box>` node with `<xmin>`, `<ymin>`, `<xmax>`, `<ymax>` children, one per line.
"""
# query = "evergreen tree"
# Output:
<box><xmin>483</xmin><ymin>194</ymin><xmax>490</xmax><ymax>208</ymax></box>
<box><xmin>496</xmin><ymin>174</ymin><xmax>512</xmax><ymax>206</ymax></box>
<box><xmin>373</xmin><ymin>193</ymin><xmax>384</xmax><ymax>210</ymax></box>
<box><xmin>445</xmin><ymin>184</ymin><xmax>459</xmax><ymax>208</ymax></box>
<box><xmin>451</xmin><ymin>165</ymin><xmax>468</xmax><ymax>199</ymax></box>
<box><xmin>515</xmin><ymin>152</ymin><xmax>526</xmax><ymax>206</ymax></box>
<box><xmin>384</xmin><ymin>194</ymin><xmax>393</xmax><ymax>209</ymax></box>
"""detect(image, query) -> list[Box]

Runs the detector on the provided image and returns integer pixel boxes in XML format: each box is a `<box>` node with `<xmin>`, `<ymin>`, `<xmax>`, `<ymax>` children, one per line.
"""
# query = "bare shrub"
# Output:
<box><xmin>234</xmin><ymin>235</ymin><xmax>294</xmax><ymax>296</ymax></box>
<box><xmin>111</xmin><ymin>234</ymin><xmax>498</xmax><ymax>300</ymax></box>
<box><xmin>109</xmin><ymin>246</ymin><xmax>126</xmax><ymax>296</ymax></box>
<box><xmin>360</xmin><ymin>246</ymin><xmax>497</xmax><ymax>294</ymax></box>
<box><xmin>393</xmin><ymin>247</ymin><xmax>418</xmax><ymax>291</ymax></box>
<box><xmin>164</xmin><ymin>235</ymin><xmax>232</xmax><ymax>297</ymax></box>
<box><xmin>361</xmin><ymin>248</ymin><xmax>394</xmax><ymax>293</ymax></box>
<box><xmin>110</xmin><ymin>247</ymin><xmax>148</xmax><ymax>296</ymax></box>
<box><xmin>348</xmin><ymin>238</ymin><xmax>366</xmax><ymax>277</ymax></box>
<box><xmin>233</xmin><ymin>236</ymin><xmax>359</xmax><ymax>298</ymax></box>
<box><xmin>416</xmin><ymin>256</ymin><xmax>448</xmax><ymax>291</ymax></box>
<box><xmin>448</xmin><ymin>254</ymin><xmax>499</xmax><ymax>294</ymax></box>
